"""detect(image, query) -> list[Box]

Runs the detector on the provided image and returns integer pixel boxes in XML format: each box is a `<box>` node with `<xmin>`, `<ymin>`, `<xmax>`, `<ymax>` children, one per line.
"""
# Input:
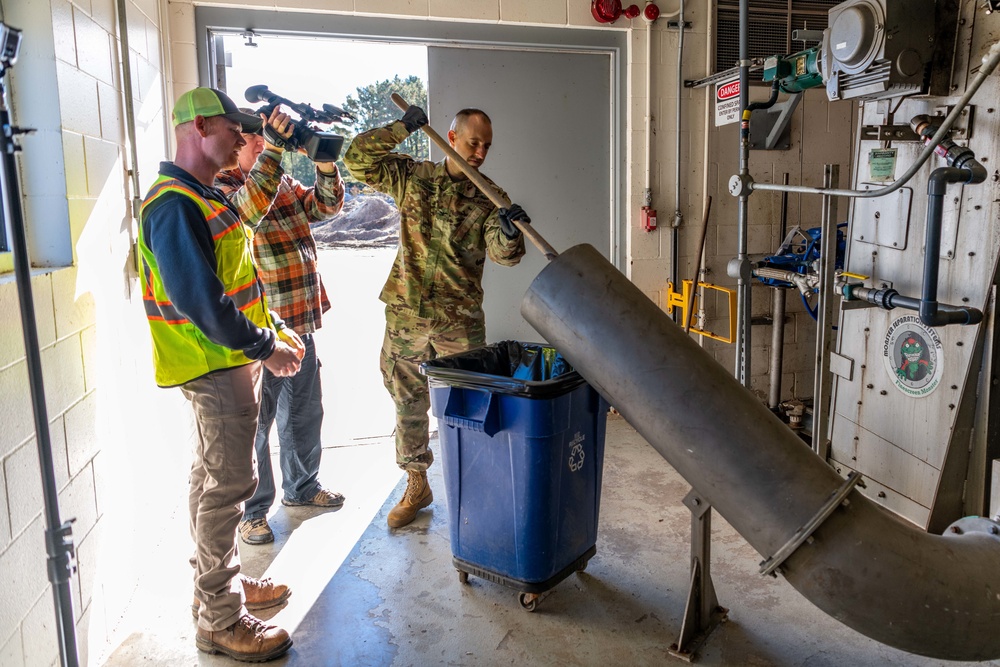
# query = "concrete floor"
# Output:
<box><xmin>94</xmin><ymin>248</ymin><xmax>1000</xmax><ymax>666</ymax></box>
<box><xmin>99</xmin><ymin>413</ymin><xmax>1000</xmax><ymax>667</ymax></box>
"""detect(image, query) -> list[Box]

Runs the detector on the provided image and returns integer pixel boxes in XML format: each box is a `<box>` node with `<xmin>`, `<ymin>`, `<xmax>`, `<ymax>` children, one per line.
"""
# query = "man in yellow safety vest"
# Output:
<box><xmin>137</xmin><ymin>87</ymin><xmax>302</xmax><ymax>663</ymax></box>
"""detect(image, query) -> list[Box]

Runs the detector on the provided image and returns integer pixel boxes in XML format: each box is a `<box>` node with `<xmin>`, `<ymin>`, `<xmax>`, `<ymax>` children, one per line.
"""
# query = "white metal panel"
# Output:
<box><xmin>851</xmin><ymin>186</ymin><xmax>912</xmax><ymax>249</ymax></box>
<box><xmin>830</xmin><ymin>459</ymin><xmax>930</xmax><ymax>527</ymax></box>
<box><xmin>428</xmin><ymin>46</ymin><xmax>614</xmax><ymax>343</ymax></box>
<box><xmin>831</xmin><ymin>24</ymin><xmax>1000</xmax><ymax>525</ymax></box>
<box><xmin>829</xmin><ymin>417</ymin><xmax>941</xmax><ymax>508</ymax></box>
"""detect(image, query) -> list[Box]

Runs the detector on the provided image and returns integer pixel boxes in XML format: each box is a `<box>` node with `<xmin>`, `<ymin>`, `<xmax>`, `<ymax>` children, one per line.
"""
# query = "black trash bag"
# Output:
<box><xmin>421</xmin><ymin>341</ymin><xmax>583</xmax><ymax>398</ymax></box>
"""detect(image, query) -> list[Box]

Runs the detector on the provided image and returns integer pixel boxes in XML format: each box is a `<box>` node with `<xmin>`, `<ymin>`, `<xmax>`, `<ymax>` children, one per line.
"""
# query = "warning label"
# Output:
<box><xmin>715</xmin><ymin>78</ymin><xmax>741</xmax><ymax>127</ymax></box>
<box><xmin>869</xmin><ymin>148</ymin><xmax>897</xmax><ymax>182</ymax></box>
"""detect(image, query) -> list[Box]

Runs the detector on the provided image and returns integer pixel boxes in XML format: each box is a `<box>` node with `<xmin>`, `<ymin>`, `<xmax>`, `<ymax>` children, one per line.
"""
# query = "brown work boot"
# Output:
<box><xmin>281</xmin><ymin>486</ymin><xmax>345</xmax><ymax>508</ymax></box>
<box><xmin>239</xmin><ymin>517</ymin><xmax>274</xmax><ymax>545</ymax></box>
<box><xmin>195</xmin><ymin>612</ymin><xmax>292</xmax><ymax>662</ymax></box>
<box><xmin>191</xmin><ymin>575</ymin><xmax>292</xmax><ymax>618</ymax></box>
<box><xmin>387</xmin><ymin>470</ymin><xmax>433</xmax><ymax>528</ymax></box>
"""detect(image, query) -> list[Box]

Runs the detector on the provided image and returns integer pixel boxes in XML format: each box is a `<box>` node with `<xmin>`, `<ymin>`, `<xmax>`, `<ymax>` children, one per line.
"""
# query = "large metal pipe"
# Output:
<box><xmin>522</xmin><ymin>243</ymin><xmax>1000</xmax><ymax>661</ymax></box>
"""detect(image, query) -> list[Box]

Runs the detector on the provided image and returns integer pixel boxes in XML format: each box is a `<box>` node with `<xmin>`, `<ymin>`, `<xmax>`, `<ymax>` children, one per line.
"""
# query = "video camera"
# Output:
<box><xmin>245</xmin><ymin>85</ymin><xmax>355</xmax><ymax>163</ymax></box>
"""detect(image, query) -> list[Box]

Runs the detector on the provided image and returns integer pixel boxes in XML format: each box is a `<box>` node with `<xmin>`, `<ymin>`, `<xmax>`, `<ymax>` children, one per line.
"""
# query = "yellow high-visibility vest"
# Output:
<box><xmin>138</xmin><ymin>175</ymin><xmax>273</xmax><ymax>387</ymax></box>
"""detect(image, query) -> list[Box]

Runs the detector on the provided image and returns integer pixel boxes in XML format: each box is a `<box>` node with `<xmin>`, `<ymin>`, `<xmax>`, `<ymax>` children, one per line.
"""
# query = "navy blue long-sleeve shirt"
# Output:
<box><xmin>141</xmin><ymin>161</ymin><xmax>277</xmax><ymax>360</ymax></box>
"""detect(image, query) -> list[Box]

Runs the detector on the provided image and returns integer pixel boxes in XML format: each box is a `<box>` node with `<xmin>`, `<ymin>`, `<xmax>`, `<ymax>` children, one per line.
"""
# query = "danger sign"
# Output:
<box><xmin>715</xmin><ymin>78</ymin><xmax>741</xmax><ymax>127</ymax></box>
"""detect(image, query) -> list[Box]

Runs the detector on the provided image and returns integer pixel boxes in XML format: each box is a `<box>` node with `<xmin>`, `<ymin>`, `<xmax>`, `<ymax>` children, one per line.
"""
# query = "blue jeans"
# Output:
<box><xmin>244</xmin><ymin>334</ymin><xmax>324</xmax><ymax>519</ymax></box>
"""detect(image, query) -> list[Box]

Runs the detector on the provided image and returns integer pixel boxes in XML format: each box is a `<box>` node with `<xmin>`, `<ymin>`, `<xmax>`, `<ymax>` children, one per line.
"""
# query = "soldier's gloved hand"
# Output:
<box><xmin>498</xmin><ymin>204</ymin><xmax>531</xmax><ymax>239</ymax></box>
<box><xmin>401</xmin><ymin>105</ymin><xmax>428</xmax><ymax>134</ymax></box>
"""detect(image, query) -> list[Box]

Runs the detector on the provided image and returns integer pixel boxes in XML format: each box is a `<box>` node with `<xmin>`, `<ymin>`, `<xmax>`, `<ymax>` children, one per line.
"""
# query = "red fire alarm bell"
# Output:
<box><xmin>641</xmin><ymin>206</ymin><xmax>657</xmax><ymax>232</ymax></box>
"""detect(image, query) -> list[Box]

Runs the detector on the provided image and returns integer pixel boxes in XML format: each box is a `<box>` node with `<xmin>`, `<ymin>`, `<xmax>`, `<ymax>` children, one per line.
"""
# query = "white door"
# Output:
<box><xmin>428</xmin><ymin>46</ymin><xmax>615</xmax><ymax>343</ymax></box>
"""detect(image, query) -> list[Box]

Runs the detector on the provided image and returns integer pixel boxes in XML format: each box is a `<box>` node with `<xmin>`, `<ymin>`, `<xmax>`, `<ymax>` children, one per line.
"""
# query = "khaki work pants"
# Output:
<box><xmin>181</xmin><ymin>362</ymin><xmax>261</xmax><ymax>631</ymax></box>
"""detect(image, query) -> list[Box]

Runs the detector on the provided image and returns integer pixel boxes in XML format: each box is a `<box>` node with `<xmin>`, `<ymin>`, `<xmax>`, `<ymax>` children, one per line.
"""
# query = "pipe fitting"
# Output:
<box><xmin>729</xmin><ymin>173</ymin><xmax>754</xmax><ymax>197</ymax></box>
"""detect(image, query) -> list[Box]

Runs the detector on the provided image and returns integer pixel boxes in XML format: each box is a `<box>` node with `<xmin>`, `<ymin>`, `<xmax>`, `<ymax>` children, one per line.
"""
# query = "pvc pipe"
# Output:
<box><xmin>644</xmin><ymin>20</ymin><xmax>652</xmax><ymax>208</ymax></box>
<box><xmin>522</xmin><ymin>243</ymin><xmax>1000</xmax><ymax>661</ymax></box>
<box><xmin>673</xmin><ymin>1</ymin><xmax>684</xmax><ymax>228</ymax></box>
<box><xmin>920</xmin><ymin>167</ymin><xmax>985</xmax><ymax>325</ymax></box>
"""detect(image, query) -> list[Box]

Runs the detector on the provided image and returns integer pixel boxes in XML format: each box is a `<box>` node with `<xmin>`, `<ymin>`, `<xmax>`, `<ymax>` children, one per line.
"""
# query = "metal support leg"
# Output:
<box><xmin>668</xmin><ymin>489</ymin><xmax>728</xmax><ymax>662</ymax></box>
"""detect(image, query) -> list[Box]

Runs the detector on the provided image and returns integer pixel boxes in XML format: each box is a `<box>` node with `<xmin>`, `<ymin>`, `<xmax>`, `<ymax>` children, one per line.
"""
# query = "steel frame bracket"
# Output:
<box><xmin>749</xmin><ymin>93</ymin><xmax>802</xmax><ymax>151</ymax></box>
<box><xmin>668</xmin><ymin>490</ymin><xmax>729</xmax><ymax>662</ymax></box>
<box><xmin>860</xmin><ymin>124</ymin><xmax>922</xmax><ymax>142</ymax></box>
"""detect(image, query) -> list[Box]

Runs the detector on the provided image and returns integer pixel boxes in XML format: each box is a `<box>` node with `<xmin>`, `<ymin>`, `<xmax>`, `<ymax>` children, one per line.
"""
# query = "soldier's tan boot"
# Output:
<box><xmin>387</xmin><ymin>470</ymin><xmax>433</xmax><ymax>528</ymax></box>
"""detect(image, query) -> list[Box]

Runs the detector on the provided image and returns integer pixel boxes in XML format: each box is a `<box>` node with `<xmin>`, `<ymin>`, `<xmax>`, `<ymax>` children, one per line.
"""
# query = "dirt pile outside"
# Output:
<box><xmin>313</xmin><ymin>193</ymin><xmax>400</xmax><ymax>249</ymax></box>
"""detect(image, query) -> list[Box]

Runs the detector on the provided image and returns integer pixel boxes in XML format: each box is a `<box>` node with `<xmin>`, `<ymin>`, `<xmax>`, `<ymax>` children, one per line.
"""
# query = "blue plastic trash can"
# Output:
<box><xmin>421</xmin><ymin>341</ymin><xmax>608</xmax><ymax>609</ymax></box>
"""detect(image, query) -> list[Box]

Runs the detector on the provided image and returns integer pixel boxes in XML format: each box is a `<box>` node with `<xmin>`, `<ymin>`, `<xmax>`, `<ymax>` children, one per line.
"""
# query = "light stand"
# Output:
<box><xmin>0</xmin><ymin>23</ymin><xmax>80</xmax><ymax>667</ymax></box>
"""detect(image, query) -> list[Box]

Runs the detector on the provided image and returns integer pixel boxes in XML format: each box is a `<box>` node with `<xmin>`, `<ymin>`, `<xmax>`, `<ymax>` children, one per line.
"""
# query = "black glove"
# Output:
<box><xmin>400</xmin><ymin>105</ymin><xmax>428</xmax><ymax>134</ymax></box>
<box><xmin>498</xmin><ymin>204</ymin><xmax>531</xmax><ymax>239</ymax></box>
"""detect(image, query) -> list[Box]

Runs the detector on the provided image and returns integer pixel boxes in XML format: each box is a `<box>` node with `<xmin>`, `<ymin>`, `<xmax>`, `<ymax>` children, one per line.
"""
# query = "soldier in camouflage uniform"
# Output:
<box><xmin>344</xmin><ymin>105</ymin><xmax>530</xmax><ymax>528</ymax></box>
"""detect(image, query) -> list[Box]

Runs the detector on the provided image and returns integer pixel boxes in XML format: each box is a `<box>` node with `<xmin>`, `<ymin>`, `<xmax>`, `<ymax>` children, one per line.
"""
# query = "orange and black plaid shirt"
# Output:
<box><xmin>217</xmin><ymin>150</ymin><xmax>345</xmax><ymax>333</ymax></box>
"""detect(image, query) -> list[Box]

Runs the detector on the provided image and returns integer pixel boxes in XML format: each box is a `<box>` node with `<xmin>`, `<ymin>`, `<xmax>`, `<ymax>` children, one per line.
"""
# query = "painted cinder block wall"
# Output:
<box><xmin>0</xmin><ymin>0</ymin><xmax>187</xmax><ymax>663</ymax></box>
<box><xmin>0</xmin><ymin>0</ymin><xmax>853</xmax><ymax>663</ymax></box>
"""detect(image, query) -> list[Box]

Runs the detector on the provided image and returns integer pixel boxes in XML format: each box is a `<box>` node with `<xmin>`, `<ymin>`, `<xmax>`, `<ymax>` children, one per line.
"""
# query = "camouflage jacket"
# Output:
<box><xmin>343</xmin><ymin>120</ymin><xmax>525</xmax><ymax>322</ymax></box>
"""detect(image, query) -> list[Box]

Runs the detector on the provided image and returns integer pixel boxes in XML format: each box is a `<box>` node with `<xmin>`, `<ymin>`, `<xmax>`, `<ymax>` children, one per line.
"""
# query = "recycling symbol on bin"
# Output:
<box><xmin>568</xmin><ymin>432</ymin><xmax>586</xmax><ymax>472</ymax></box>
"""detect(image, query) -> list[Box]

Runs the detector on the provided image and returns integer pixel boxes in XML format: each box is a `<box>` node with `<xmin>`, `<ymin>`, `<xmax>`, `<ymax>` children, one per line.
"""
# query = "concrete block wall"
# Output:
<box><xmin>0</xmin><ymin>0</ymin><xmax>182</xmax><ymax>663</ymax></box>
<box><xmin>703</xmin><ymin>88</ymin><xmax>857</xmax><ymax>401</ymax></box>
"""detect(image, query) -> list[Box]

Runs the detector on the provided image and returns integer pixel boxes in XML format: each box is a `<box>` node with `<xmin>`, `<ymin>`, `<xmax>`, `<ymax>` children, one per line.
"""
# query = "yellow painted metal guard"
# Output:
<box><xmin>666</xmin><ymin>280</ymin><xmax>737</xmax><ymax>343</ymax></box>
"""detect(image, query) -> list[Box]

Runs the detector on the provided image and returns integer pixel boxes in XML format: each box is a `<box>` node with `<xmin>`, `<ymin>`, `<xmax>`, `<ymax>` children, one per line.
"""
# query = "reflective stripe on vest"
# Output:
<box><xmin>138</xmin><ymin>175</ymin><xmax>272</xmax><ymax>387</ymax></box>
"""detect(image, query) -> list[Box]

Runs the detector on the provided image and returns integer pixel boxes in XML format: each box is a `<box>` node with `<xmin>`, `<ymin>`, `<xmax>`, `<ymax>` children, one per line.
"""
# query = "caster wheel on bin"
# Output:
<box><xmin>577</xmin><ymin>560</ymin><xmax>588</xmax><ymax>572</ymax></box>
<box><xmin>458</xmin><ymin>570</ymin><xmax>469</xmax><ymax>584</ymax></box>
<box><xmin>518</xmin><ymin>593</ymin><xmax>539</xmax><ymax>612</ymax></box>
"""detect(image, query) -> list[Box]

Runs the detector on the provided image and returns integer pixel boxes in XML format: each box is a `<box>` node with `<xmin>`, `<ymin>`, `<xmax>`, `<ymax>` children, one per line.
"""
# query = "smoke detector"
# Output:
<box><xmin>592</xmin><ymin>0</ymin><xmax>623</xmax><ymax>23</ymax></box>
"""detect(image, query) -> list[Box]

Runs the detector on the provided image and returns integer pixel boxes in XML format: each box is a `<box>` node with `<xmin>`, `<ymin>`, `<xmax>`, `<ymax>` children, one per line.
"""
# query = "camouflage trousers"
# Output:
<box><xmin>381</xmin><ymin>305</ymin><xmax>485</xmax><ymax>471</ymax></box>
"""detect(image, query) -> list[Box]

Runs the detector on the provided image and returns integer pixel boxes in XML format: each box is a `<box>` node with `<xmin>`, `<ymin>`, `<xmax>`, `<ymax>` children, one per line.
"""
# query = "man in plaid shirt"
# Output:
<box><xmin>216</xmin><ymin>106</ymin><xmax>346</xmax><ymax>545</ymax></box>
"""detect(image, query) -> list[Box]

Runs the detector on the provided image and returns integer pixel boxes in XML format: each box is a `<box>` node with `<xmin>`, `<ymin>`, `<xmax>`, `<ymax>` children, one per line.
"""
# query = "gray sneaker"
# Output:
<box><xmin>238</xmin><ymin>517</ymin><xmax>274</xmax><ymax>545</ymax></box>
<box><xmin>281</xmin><ymin>487</ymin><xmax>345</xmax><ymax>508</ymax></box>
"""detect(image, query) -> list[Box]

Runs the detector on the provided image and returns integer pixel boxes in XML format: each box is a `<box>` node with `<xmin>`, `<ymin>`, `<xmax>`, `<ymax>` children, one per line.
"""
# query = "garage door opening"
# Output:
<box><xmin>216</xmin><ymin>32</ymin><xmax>430</xmax><ymax>446</ymax></box>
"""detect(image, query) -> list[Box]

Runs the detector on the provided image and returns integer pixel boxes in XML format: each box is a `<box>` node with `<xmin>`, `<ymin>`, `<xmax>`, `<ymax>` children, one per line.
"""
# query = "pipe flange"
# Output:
<box><xmin>760</xmin><ymin>471</ymin><xmax>862</xmax><ymax>577</ymax></box>
<box><xmin>944</xmin><ymin>516</ymin><xmax>1000</xmax><ymax>542</ymax></box>
<box><xmin>729</xmin><ymin>173</ymin><xmax>754</xmax><ymax>197</ymax></box>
